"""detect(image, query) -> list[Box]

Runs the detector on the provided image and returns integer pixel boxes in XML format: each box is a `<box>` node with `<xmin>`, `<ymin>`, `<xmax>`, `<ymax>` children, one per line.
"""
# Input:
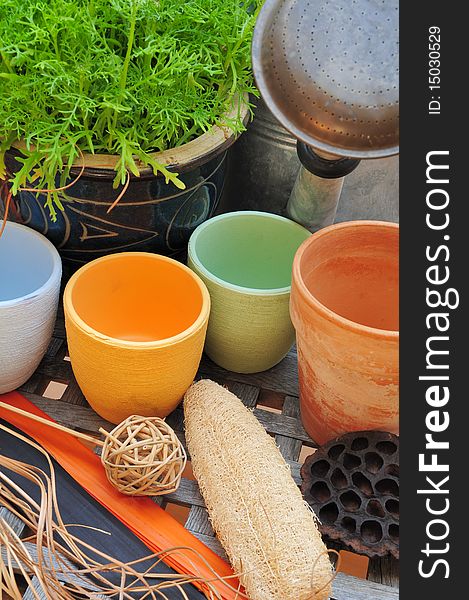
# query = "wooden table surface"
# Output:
<box><xmin>1</xmin><ymin>303</ymin><xmax>399</xmax><ymax>599</ymax></box>
<box><xmin>2</xmin><ymin>153</ymin><xmax>399</xmax><ymax>598</ymax></box>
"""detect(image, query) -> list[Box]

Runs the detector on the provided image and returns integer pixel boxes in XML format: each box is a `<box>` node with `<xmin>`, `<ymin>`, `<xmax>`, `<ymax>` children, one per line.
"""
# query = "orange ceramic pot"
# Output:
<box><xmin>64</xmin><ymin>252</ymin><xmax>210</xmax><ymax>423</ymax></box>
<box><xmin>290</xmin><ymin>221</ymin><xmax>399</xmax><ymax>444</ymax></box>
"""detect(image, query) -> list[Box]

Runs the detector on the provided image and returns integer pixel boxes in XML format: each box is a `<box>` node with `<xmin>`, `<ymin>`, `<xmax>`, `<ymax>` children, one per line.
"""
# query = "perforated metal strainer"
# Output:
<box><xmin>252</xmin><ymin>0</ymin><xmax>399</xmax><ymax>159</ymax></box>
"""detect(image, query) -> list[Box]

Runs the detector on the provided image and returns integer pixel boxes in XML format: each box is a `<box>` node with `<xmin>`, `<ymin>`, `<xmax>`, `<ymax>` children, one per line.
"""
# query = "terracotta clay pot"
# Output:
<box><xmin>64</xmin><ymin>252</ymin><xmax>210</xmax><ymax>423</ymax></box>
<box><xmin>290</xmin><ymin>221</ymin><xmax>399</xmax><ymax>444</ymax></box>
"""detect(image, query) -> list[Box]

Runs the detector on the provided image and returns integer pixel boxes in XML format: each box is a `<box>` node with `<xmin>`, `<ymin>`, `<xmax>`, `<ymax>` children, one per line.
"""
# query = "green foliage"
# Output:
<box><xmin>0</xmin><ymin>0</ymin><xmax>260</xmax><ymax>218</ymax></box>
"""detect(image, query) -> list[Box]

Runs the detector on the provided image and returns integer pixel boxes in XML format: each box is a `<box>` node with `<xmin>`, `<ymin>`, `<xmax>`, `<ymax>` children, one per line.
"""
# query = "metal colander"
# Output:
<box><xmin>252</xmin><ymin>0</ymin><xmax>399</xmax><ymax>158</ymax></box>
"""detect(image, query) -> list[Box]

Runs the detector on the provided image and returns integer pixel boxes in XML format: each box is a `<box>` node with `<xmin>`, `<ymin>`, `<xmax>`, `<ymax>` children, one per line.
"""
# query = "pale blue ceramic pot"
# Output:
<box><xmin>0</xmin><ymin>221</ymin><xmax>62</xmax><ymax>393</ymax></box>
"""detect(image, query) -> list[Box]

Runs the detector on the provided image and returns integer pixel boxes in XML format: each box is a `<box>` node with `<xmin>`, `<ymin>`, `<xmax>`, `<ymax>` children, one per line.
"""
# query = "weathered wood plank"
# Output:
<box><xmin>15</xmin><ymin>392</ymin><xmax>303</xmax><ymax>485</ymax></box>
<box><xmin>184</xmin><ymin>506</ymin><xmax>214</xmax><ymax>537</ymax></box>
<box><xmin>0</xmin><ymin>543</ymin><xmax>187</xmax><ymax>598</ymax></box>
<box><xmin>225</xmin><ymin>380</ymin><xmax>261</xmax><ymax>408</ymax></box>
<box><xmin>275</xmin><ymin>395</ymin><xmax>304</xmax><ymax>461</ymax></box>
<box><xmin>200</xmin><ymin>347</ymin><xmax>299</xmax><ymax>397</ymax></box>
<box><xmin>190</xmin><ymin>531</ymin><xmax>227</xmax><ymax>561</ymax></box>
<box><xmin>181</xmin><ymin>535</ymin><xmax>399</xmax><ymax>599</ymax></box>
<box><xmin>22</xmin><ymin>384</ymin><xmax>261</xmax><ymax>437</ymax></box>
<box><xmin>167</xmin><ymin>401</ymin><xmax>309</xmax><ymax>448</ymax></box>
<box><xmin>368</xmin><ymin>554</ymin><xmax>400</xmax><ymax>589</ymax></box>
<box><xmin>166</xmin><ymin>405</ymin><xmax>185</xmax><ymax>433</ymax></box>
<box><xmin>165</xmin><ymin>478</ymin><xmax>205</xmax><ymax>508</ymax></box>
<box><xmin>44</xmin><ymin>337</ymin><xmax>64</xmax><ymax>360</ymax></box>
<box><xmin>60</xmin><ymin>379</ymin><xmax>89</xmax><ymax>407</ymax></box>
<box><xmin>29</xmin><ymin>356</ymin><xmax>73</xmax><ymax>382</ymax></box>
<box><xmin>19</xmin><ymin>392</ymin><xmax>113</xmax><ymax>435</ymax></box>
<box><xmin>255</xmin><ymin>406</ymin><xmax>314</xmax><ymax>444</ymax></box>
<box><xmin>378</xmin><ymin>555</ymin><xmax>399</xmax><ymax>588</ymax></box>
<box><xmin>22</xmin><ymin>576</ymin><xmax>48</xmax><ymax>600</ymax></box>
<box><xmin>0</xmin><ymin>507</ymin><xmax>26</xmax><ymax>537</ymax></box>
<box><xmin>332</xmin><ymin>571</ymin><xmax>399</xmax><ymax>599</ymax></box>
<box><xmin>0</xmin><ymin>545</ymin><xmax>99</xmax><ymax>593</ymax></box>
<box><xmin>287</xmin><ymin>458</ymin><xmax>302</xmax><ymax>484</ymax></box>
<box><xmin>10</xmin><ymin>309</ymin><xmax>399</xmax><ymax>593</ymax></box>
<box><xmin>18</xmin><ymin>371</ymin><xmax>48</xmax><ymax>395</ymax></box>
<box><xmin>53</xmin><ymin>312</ymin><xmax>66</xmax><ymax>339</ymax></box>
<box><xmin>1</xmin><ymin>543</ymin><xmax>398</xmax><ymax>600</ymax></box>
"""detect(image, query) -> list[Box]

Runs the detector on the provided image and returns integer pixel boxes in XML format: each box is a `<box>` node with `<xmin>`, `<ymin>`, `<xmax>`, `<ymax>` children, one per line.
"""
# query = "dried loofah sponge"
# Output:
<box><xmin>184</xmin><ymin>379</ymin><xmax>332</xmax><ymax>600</ymax></box>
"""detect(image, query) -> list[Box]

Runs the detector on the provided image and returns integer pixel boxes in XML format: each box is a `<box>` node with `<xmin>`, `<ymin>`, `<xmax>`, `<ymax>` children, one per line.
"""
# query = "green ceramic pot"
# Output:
<box><xmin>187</xmin><ymin>211</ymin><xmax>310</xmax><ymax>373</ymax></box>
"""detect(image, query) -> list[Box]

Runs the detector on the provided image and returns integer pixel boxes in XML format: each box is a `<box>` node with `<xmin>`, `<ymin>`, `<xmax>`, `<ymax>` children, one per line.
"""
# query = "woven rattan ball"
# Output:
<box><xmin>100</xmin><ymin>415</ymin><xmax>186</xmax><ymax>496</ymax></box>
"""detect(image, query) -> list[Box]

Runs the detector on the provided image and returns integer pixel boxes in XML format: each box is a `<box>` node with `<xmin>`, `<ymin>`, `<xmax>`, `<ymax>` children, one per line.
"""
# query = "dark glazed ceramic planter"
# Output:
<box><xmin>1</xmin><ymin>99</ymin><xmax>247</xmax><ymax>275</ymax></box>
<box><xmin>4</xmin><ymin>150</ymin><xmax>225</xmax><ymax>267</ymax></box>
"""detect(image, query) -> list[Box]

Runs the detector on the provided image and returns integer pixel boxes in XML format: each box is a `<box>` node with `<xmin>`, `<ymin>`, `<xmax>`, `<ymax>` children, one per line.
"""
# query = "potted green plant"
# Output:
<box><xmin>0</xmin><ymin>0</ymin><xmax>259</xmax><ymax>269</ymax></box>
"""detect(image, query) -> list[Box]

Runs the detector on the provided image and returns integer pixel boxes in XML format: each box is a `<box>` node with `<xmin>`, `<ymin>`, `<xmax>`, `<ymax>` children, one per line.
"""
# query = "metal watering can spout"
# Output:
<box><xmin>251</xmin><ymin>0</ymin><xmax>399</xmax><ymax>231</ymax></box>
<box><xmin>287</xmin><ymin>143</ymin><xmax>360</xmax><ymax>232</ymax></box>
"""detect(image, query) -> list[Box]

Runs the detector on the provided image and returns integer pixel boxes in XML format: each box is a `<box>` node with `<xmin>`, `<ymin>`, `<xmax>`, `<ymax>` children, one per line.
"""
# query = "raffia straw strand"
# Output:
<box><xmin>0</xmin><ymin>421</ymin><xmax>339</xmax><ymax>599</ymax></box>
<box><xmin>0</xmin><ymin>401</ymin><xmax>104</xmax><ymax>446</ymax></box>
<box><xmin>0</xmin><ymin>404</ymin><xmax>186</xmax><ymax>496</ymax></box>
<box><xmin>0</xmin><ymin>422</ymin><xmax>250</xmax><ymax>600</ymax></box>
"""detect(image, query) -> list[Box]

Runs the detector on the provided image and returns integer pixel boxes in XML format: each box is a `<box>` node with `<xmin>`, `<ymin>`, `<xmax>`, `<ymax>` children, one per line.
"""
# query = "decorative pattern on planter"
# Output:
<box><xmin>2</xmin><ymin>149</ymin><xmax>226</xmax><ymax>271</ymax></box>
